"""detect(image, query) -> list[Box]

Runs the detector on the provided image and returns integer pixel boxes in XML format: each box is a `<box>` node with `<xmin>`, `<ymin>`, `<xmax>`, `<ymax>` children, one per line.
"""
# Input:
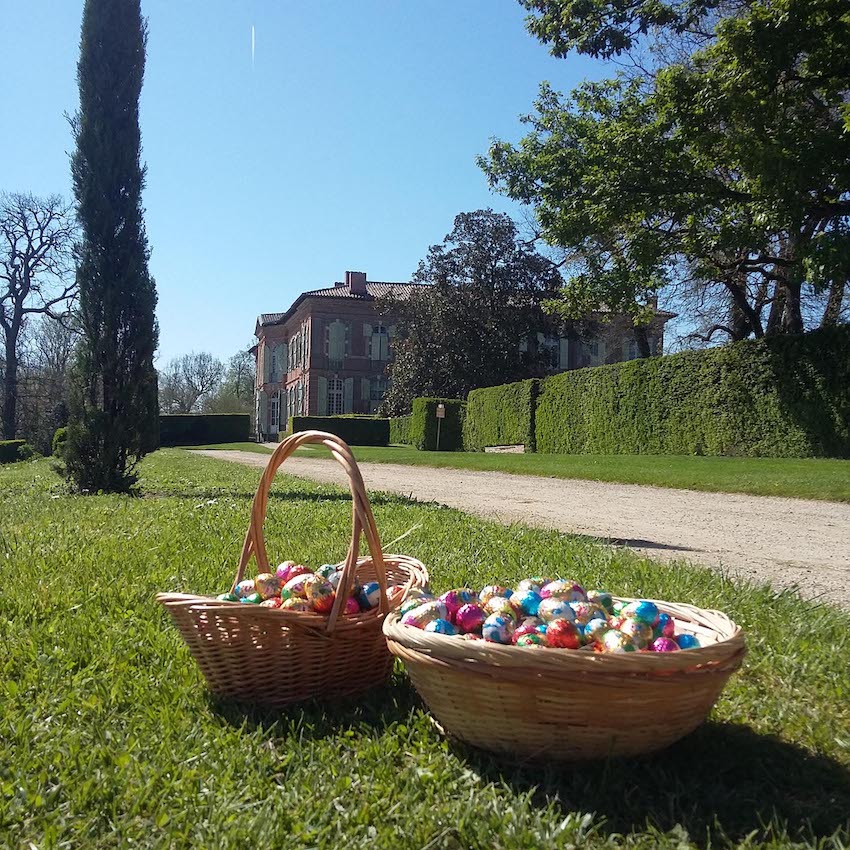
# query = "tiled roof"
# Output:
<box><xmin>257</xmin><ymin>281</ymin><xmax>426</xmax><ymax>328</ymax></box>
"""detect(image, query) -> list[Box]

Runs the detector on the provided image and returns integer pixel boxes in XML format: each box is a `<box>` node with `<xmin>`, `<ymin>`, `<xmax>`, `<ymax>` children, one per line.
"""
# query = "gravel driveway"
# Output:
<box><xmin>195</xmin><ymin>450</ymin><xmax>850</xmax><ymax>607</ymax></box>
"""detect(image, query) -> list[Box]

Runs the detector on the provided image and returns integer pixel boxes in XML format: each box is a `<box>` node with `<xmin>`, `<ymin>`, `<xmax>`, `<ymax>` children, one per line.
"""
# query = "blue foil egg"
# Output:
<box><xmin>358</xmin><ymin>581</ymin><xmax>382</xmax><ymax>610</ymax></box>
<box><xmin>512</xmin><ymin>590</ymin><xmax>542</xmax><ymax>617</ymax></box>
<box><xmin>676</xmin><ymin>633</ymin><xmax>701</xmax><ymax>650</ymax></box>
<box><xmin>482</xmin><ymin>613</ymin><xmax>515</xmax><ymax>644</ymax></box>
<box><xmin>623</xmin><ymin>600</ymin><xmax>661</xmax><ymax>626</ymax></box>
<box><xmin>424</xmin><ymin>618</ymin><xmax>458</xmax><ymax>636</ymax></box>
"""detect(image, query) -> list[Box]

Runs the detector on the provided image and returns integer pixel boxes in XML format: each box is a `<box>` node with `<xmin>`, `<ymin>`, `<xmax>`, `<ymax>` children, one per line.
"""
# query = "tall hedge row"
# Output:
<box><xmin>159</xmin><ymin>414</ymin><xmax>250</xmax><ymax>447</ymax></box>
<box><xmin>409</xmin><ymin>398</ymin><xmax>466</xmax><ymax>451</ymax></box>
<box><xmin>0</xmin><ymin>440</ymin><xmax>34</xmax><ymax>464</ymax></box>
<box><xmin>390</xmin><ymin>415</ymin><xmax>412</xmax><ymax>445</ymax></box>
<box><xmin>534</xmin><ymin>327</ymin><xmax>850</xmax><ymax>457</ymax></box>
<box><xmin>463</xmin><ymin>380</ymin><xmax>539</xmax><ymax>451</ymax></box>
<box><xmin>286</xmin><ymin>416</ymin><xmax>389</xmax><ymax>446</ymax></box>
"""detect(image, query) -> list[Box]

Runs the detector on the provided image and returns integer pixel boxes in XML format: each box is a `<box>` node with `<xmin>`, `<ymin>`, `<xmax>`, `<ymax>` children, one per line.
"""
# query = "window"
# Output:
<box><xmin>542</xmin><ymin>336</ymin><xmax>560</xmax><ymax>370</ymax></box>
<box><xmin>327</xmin><ymin>320</ymin><xmax>347</xmax><ymax>366</ymax></box>
<box><xmin>370</xmin><ymin>325</ymin><xmax>389</xmax><ymax>361</ymax></box>
<box><xmin>370</xmin><ymin>375</ymin><xmax>387</xmax><ymax>402</ymax></box>
<box><xmin>328</xmin><ymin>377</ymin><xmax>344</xmax><ymax>415</ymax></box>
<box><xmin>269</xmin><ymin>394</ymin><xmax>280</xmax><ymax>432</ymax></box>
<box><xmin>626</xmin><ymin>339</ymin><xmax>638</xmax><ymax>360</ymax></box>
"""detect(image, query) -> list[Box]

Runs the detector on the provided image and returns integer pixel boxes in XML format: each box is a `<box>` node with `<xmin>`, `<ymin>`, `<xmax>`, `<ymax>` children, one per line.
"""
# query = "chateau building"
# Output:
<box><xmin>253</xmin><ymin>270</ymin><xmax>673</xmax><ymax>440</ymax></box>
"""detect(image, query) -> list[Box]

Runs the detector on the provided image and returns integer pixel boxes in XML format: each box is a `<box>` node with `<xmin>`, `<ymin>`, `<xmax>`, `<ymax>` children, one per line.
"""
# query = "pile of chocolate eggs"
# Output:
<box><xmin>215</xmin><ymin>560</ymin><xmax>383</xmax><ymax>615</ymax></box>
<box><xmin>399</xmin><ymin>578</ymin><xmax>701</xmax><ymax>653</ymax></box>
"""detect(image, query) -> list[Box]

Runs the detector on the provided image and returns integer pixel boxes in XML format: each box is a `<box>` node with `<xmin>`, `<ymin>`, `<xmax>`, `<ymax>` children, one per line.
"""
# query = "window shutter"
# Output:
<box><xmin>274</xmin><ymin>344</ymin><xmax>285</xmax><ymax>381</ymax></box>
<box><xmin>343</xmin><ymin>378</ymin><xmax>354</xmax><ymax>413</ymax></box>
<box><xmin>262</xmin><ymin>343</ymin><xmax>271</xmax><ymax>383</ymax></box>
<box><xmin>259</xmin><ymin>392</ymin><xmax>268</xmax><ymax>432</ymax></box>
<box><xmin>317</xmin><ymin>376</ymin><xmax>328</xmax><ymax>415</ymax></box>
<box><xmin>388</xmin><ymin>324</ymin><xmax>397</xmax><ymax>338</ymax></box>
<box><xmin>559</xmin><ymin>338</ymin><xmax>569</xmax><ymax>370</ymax></box>
<box><xmin>361</xmin><ymin>377</ymin><xmax>370</xmax><ymax>401</ymax></box>
<box><xmin>363</xmin><ymin>323</ymin><xmax>372</xmax><ymax>337</ymax></box>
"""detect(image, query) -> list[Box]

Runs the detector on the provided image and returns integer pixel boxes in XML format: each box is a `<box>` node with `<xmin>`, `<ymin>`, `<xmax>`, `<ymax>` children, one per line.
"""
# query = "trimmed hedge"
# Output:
<box><xmin>535</xmin><ymin>327</ymin><xmax>850</xmax><ymax>458</ymax></box>
<box><xmin>52</xmin><ymin>427</ymin><xmax>68</xmax><ymax>458</ymax></box>
<box><xmin>159</xmin><ymin>414</ymin><xmax>250</xmax><ymax>447</ymax></box>
<box><xmin>0</xmin><ymin>440</ymin><xmax>34</xmax><ymax>464</ymax></box>
<box><xmin>463</xmin><ymin>380</ymin><xmax>539</xmax><ymax>451</ymax></box>
<box><xmin>390</xmin><ymin>415</ymin><xmax>412</xmax><ymax>445</ymax></box>
<box><xmin>410</xmin><ymin>398</ymin><xmax>466</xmax><ymax>451</ymax></box>
<box><xmin>285</xmin><ymin>416</ymin><xmax>389</xmax><ymax>446</ymax></box>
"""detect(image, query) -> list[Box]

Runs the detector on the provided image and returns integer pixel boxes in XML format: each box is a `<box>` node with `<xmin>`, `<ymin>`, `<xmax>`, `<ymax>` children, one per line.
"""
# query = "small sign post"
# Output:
<box><xmin>435</xmin><ymin>403</ymin><xmax>446</xmax><ymax>452</ymax></box>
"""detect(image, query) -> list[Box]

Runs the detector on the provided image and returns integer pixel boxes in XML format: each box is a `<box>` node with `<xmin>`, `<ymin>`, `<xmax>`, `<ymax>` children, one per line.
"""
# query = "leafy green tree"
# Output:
<box><xmin>64</xmin><ymin>0</ymin><xmax>159</xmax><ymax>492</ymax></box>
<box><xmin>483</xmin><ymin>0</ymin><xmax>850</xmax><ymax>342</ymax></box>
<box><xmin>380</xmin><ymin>210</ymin><xmax>562</xmax><ymax>414</ymax></box>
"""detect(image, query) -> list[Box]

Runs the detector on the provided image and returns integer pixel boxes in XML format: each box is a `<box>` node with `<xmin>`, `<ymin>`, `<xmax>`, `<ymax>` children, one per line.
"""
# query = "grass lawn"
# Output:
<box><xmin>288</xmin><ymin>445</ymin><xmax>850</xmax><ymax>503</ymax></box>
<box><xmin>1</xmin><ymin>450</ymin><xmax>848</xmax><ymax>849</ymax></box>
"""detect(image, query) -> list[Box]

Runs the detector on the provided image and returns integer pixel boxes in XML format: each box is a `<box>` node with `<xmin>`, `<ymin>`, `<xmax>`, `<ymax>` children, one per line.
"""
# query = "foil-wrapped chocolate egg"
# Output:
<box><xmin>568</xmin><ymin>600</ymin><xmax>602</xmax><ymax>626</ymax></box>
<box><xmin>513</xmin><ymin>590</ymin><xmax>542</xmax><ymax>617</ymax></box>
<box><xmin>277</xmin><ymin>562</ymin><xmax>312</xmax><ymax>585</ymax></box>
<box><xmin>275</xmin><ymin>561</ymin><xmax>296</xmax><ymax>581</ymax></box>
<box><xmin>357</xmin><ymin>581</ymin><xmax>381</xmax><ymax>611</ymax></box>
<box><xmin>303</xmin><ymin>575</ymin><xmax>336</xmax><ymax>613</ymax></box>
<box><xmin>600</xmin><ymin>630</ymin><xmax>635</xmax><ymax>653</ymax></box>
<box><xmin>283</xmin><ymin>573</ymin><xmax>317</xmax><ymax>599</ymax></box>
<box><xmin>516</xmin><ymin>632</ymin><xmax>547</xmax><ymax>648</ymax></box>
<box><xmin>280</xmin><ymin>598</ymin><xmax>310</xmax><ymax>612</ymax></box>
<box><xmin>537</xmin><ymin>597</ymin><xmax>574</xmax><ymax>623</ymax></box>
<box><xmin>541</xmin><ymin>580</ymin><xmax>587</xmax><ymax>602</ymax></box>
<box><xmin>401</xmin><ymin>600</ymin><xmax>449</xmax><ymax>629</ymax></box>
<box><xmin>235</xmin><ymin>579</ymin><xmax>256</xmax><ymax>598</ymax></box>
<box><xmin>326</xmin><ymin>570</ymin><xmax>344</xmax><ymax>591</ymax></box>
<box><xmin>255</xmin><ymin>573</ymin><xmax>281</xmax><ymax>600</ymax></box>
<box><xmin>612</xmin><ymin>601</ymin><xmax>627</xmax><ymax>616</ymax></box>
<box><xmin>676</xmin><ymin>634</ymin><xmax>700</xmax><ymax>650</ymax></box>
<box><xmin>315</xmin><ymin>563</ymin><xmax>338</xmax><ymax>579</ymax></box>
<box><xmin>512</xmin><ymin>620</ymin><xmax>543</xmax><ymax>643</ymax></box>
<box><xmin>439</xmin><ymin>589</ymin><xmax>466</xmax><ymax>621</ymax></box>
<box><xmin>425</xmin><ymin>618</ymin><xmax>458</xmax><ymax>636</ymax></box>
<box><xmin>484</xmin><ymin>596</ymin><xmax>520</xmax><ymax>621</ymax></box>
<box><xmin>216</xmin><ymin>592</ymin><xmax>239</xmax><ymax>602</ymax></box>
<box><xmin>344</xmin><ymin>597</ymin><xmax>362</xmax><ymax>615</ymax></box>
<box><xmin>583</xmin><ymin>618</ymin><xmax>611</xmax><ymax>645</ymax></box>
<box><xmin>618</xmin><ymin>617</ymin><xmax>653</xmax><ymax>649</ymax></box>
<box><xmin>653</xmin><ymin>612</ymin><xmax>676</xmax><ymax>639</ymax></box>
<box><xmin>545</xmin><ymin>618</ymin><xmax>582</xmax><ymax>649</ymax></box>
<box><xmin>240</xmin><ymin>592</ymin><xmax>262</xmax><ymax>604</ymax></box>
<box><xmin>587</xmin><ymin>590</ymin><xmax>614</xmax><ymax>613</ymax></box>
<box><xmin>260</xmin><ymin>598</ymin><xmax>283</xmax><ymax>609</ymax></box>
<box><xmin>515</xmin><ymin>578</ymin><xmax>544</xmax><ymax>594</ymax></box>
<box><xmin>650</xmin><ymin>637</ymin><xmax>680</xmax><ymax>652</ymax></box>
<box><xmin>479</xmin><ymin>585</ymin><xmax>512</xmax><ymax>606</ymax></box>
<box><xmin>482</xmin><ymin>613</ymin><xmax>515</xmax><ymax>644</ymax></box>
<box><xmin>623</xmin><ymin>600</ymin><xmax>660</xmax><ymax>626</ymax></box>
<box><xmin>455</xmin><ymin>603</ymin><xmax>486</xmax><ymax>634</ymax></box>
<box><xmin>400</xmin><ymin>594</ymin><xmax>433</xmax><ymax>616</ymax></box>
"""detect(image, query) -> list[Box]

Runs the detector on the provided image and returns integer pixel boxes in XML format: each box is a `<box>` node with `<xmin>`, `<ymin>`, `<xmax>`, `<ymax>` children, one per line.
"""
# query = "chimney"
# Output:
<box><xmin>345</xmin><ymin>270</ymin><xmax>367</xmax><ymax>295</ymax></box>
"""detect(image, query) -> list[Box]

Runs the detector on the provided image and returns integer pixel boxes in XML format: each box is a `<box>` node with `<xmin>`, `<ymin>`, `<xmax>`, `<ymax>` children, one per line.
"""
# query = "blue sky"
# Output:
<box><xmin>0</xmin><ymin>1</ymin><xmax>604</xmax><ymax>365</ymax></box>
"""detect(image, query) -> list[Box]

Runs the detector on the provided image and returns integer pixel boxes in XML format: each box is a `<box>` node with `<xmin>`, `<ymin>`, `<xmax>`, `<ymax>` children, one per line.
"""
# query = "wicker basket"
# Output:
<box><xmin>157</xmin><ymin>430</ymin><xmax>429</xmax><ymax>706</ymax></box>
<box><xmin>384</xmin><ymin>599</ymin><xmax>745</xmax><ymax>761</ymax></box>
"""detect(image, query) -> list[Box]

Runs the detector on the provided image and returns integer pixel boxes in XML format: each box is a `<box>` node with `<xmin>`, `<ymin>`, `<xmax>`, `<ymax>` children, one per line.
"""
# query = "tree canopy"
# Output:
<box><xmin>482</xmin><ymin>0</ymin><xmax>850</xmax><ymax>344</ymax></box>
<box><xmin>380</xmin><ymin>210</ymin><xmax>563</xmax><ymax>414</ymax></box>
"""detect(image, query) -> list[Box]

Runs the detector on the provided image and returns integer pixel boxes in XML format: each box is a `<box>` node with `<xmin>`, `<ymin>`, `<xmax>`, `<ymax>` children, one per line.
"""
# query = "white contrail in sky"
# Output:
<box><xmin>251</xmin><ymin>25</ymin><xmax>255</xmax><ymax>68</ymax></box>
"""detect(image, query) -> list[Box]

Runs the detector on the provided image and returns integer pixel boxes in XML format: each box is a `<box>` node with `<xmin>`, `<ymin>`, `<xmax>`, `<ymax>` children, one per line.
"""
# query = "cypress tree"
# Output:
<box><xmin>65</xmin><ymin>0</ymin><xmax>159</xmax><ymax>492</ymax></box>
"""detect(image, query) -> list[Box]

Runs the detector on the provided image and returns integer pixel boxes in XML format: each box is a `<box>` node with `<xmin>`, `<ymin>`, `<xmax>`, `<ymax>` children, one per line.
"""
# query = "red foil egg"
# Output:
<box><xmin>545</xmin><ymin>618</ymin><xmax>582</xmax><ymax>649</ymax></box>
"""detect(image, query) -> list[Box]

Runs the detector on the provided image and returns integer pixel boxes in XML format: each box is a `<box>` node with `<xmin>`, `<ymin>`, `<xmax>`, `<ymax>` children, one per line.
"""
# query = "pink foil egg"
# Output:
<box><xmin>343</xmin><ymin>597</ymin><xmax>362</xmax><ymax>615</ymax></box>
<box><xmin>235</xmin><ymin>579</ymin><xmax>256</xmax><ymax>598</ymax></box>
<box><xmin>650</xmin><ymin>637</ymin><xmax>680</xmax><ymax>652</ymax></box>
<box><xmin>277</xmin><ymin>562</ymin><xmax>312</xmax><ymax>585</ymax></box>
<box><xmin>275</xmin><ymin>560</ymin><xmax>296</xmax><ymax>581</ymax></box>
<box><xmin>455</xmin><ymin>603</ymin><xmax>486</xmax><ymax>634</ymax></box>
<box><xmin>283</xmin><ymin>573</ymin><xmax>318</xmax><ymax>599</ymax></box>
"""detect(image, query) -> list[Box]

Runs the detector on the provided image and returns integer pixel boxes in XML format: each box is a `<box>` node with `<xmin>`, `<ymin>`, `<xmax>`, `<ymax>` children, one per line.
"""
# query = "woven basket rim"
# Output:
<box><xmin>383</xmin><ymin>596</ymin><xmax>745</xmax><ymax>675</ymax></box>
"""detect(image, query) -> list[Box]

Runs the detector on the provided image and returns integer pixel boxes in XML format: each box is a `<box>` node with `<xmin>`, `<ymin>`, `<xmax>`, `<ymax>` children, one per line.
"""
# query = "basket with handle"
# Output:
<box><xmin>384</xmin><ymin>599</ymin><xmax>744</xmax><ymax>761</ymax></box>
<box><xmin>157</xmin><ymin>430</ymin><xmax>429</xmax><ymax>706</ymax></box>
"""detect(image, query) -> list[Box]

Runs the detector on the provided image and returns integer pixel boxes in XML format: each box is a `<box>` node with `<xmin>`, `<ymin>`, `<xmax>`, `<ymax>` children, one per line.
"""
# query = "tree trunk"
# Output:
<box><xmin>821</xmin><ymin>277</ymin><xmax>846</xmax><ymax>327</ymax></box>
<box><xmin>2</xmin><ymin>329</ymin><xmax>19</xmax><ymax>439</ymax></box>
<box><xmin>780</xmin><ymin>273</ymin><xmax>804</xmax><ymax>334</ymax></box>
<box><xmin>725</xmin><ymin>272</ymin><xmax>763</xmax><ymax>339</ymax></box>
<box><xmin>765</xmin><ymin>279</ymin><xmax>786</xmax><ymax>336</ymax></box>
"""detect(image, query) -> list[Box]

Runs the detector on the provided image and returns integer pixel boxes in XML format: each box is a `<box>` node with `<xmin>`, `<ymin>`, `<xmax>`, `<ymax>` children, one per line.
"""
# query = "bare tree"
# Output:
<box><xmin>0</xmin><ymin>193</ymin><xmax>76</xmax><ymax>438</ymax></box>
<box><xmin>158</xmin><ymin>352</ymin><xmax>224</xmax><ymax>413</ymax></box>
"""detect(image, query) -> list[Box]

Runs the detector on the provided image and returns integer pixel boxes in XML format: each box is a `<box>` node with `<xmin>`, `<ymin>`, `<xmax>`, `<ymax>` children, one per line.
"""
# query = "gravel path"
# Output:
<box><xmin>195</xmin><ymin>450</ymin><xmax>850</xmax><ymax>606</ymax></box>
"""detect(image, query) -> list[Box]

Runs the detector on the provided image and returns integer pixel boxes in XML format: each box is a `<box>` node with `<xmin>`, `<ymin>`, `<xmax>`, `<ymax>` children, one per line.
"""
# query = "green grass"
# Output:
<box><xmin>289</xmin><ymin>445</ymin><xmax>850</xmax><ymax>503</ymax></box>
<box><xmin>179</xmin><ymin>441</ymin><xmax>274</xmax><ymax>454</ymax></box>
<box><xmin>1</xmin><ymin>451</ymin><xmax>848</xmax><ymax>849</ymax></box>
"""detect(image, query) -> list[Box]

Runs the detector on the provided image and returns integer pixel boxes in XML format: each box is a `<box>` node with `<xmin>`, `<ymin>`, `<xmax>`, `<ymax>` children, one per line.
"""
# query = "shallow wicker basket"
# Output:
<box><xmin>157</xmin><ymin>430</ymin><xmax>429</xmax><ymax>706</ymax></box>
<box><xmin>384</xmin><ymin>600</ymin><xmax>745</xmax><ymax>761</ymax></box>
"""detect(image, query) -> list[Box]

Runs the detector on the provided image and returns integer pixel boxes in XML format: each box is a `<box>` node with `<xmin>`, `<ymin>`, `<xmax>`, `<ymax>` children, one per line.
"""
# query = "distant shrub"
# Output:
<box><xmin>285</xmin><ymin>416</ymin><xmax>389</xmax><ymax>446</ymax></box>
<box><xmin>389</xmin><ymin>415</ymin><xmax>412</xmax><ymax>445</ymax></box>
<box><xmin>52</xmin><ymin>427</ymin><xmax>68</xmax><ymax>458</ymax></box>
<box><xmin>409</xmin><ymin>398</ymin><xmax>465</xmax><ymax>451</ymax></box>
<box><xmin>0</xmin><ymin>440</ymin><xmax>34</xmax><ymax>464</ymax></box>
<box><xmin>159</xmin><ymin>414</ymin><xmax>250</xmax><ymax>447</ymax></box>
<box><xmin>463</xmin><ymin>380</ymin><xmax>539</xmax><ymax>451</ymax></box>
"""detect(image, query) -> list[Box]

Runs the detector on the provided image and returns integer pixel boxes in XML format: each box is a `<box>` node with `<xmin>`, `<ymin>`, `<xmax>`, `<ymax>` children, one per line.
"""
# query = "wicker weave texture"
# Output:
<box><xmin>384</xmin><ymin>599</ymin><xmax>745</xmax><ymax>760</ymax></box>
<box><xmin>158</xmin><ymin>431</ymin><xmax>429</xmax><ymax>706</ymax></box>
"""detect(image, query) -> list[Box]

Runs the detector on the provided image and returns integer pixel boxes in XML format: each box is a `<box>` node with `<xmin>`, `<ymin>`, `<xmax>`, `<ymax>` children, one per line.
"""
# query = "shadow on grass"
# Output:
<box><xmin>142</xmin><ymin>488</ymin><xmax>411</xmax><ymax>507</ymax></box>
<box><xmin>208</xmin><ymin>672</ymin><xmax>420</xmax><ymax>738</ymax></box>
<box><xmin>459</xmin><ymin>720</ymin><xmax>850</xmax><ymax>846</ymax></box>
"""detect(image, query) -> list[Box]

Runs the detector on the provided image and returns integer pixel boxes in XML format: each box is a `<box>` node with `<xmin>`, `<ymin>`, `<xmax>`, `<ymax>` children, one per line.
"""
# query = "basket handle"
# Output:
<box><xmin>233</xmin><ymin>430</ymin><xmax>389</xmax><ymax>633</ymax></box>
